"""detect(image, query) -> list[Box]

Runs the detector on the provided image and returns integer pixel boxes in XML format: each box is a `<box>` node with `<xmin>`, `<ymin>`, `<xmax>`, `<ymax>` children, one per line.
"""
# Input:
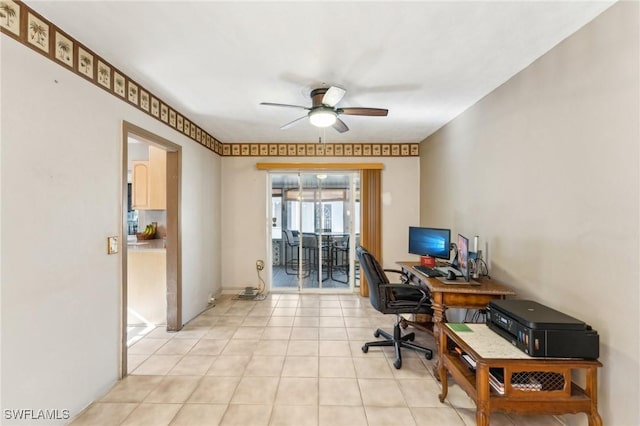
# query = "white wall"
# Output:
<box><xmin>0</xmin><ymin>36</ymin><xmax>221</xmax><ymax>423</ymax></box>
<box><xmin>379</xmin><ymin>157</ymin><xmax>423</xmax><ymax>269</ymax></box>
<box><xmin>419</xmin><ymin>3</ymin><xmax>638</xmax><ymax>425</ymax></box>
<box><xmin>180</xmin><ymin>143</ymin><xmax>221</xmax><ymax>321</ymax></box>
<box><xmin>221</xmin><ymin>156</ymin><xmax>421</xmax><ymax>291</ymax></box>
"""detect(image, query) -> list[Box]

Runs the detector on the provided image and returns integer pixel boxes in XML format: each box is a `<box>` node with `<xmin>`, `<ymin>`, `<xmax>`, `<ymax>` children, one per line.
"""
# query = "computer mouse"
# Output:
<box><xmin>446</xmin><ymin>270</ymin><xmax>457</xmax><ymax>280</ymax></box>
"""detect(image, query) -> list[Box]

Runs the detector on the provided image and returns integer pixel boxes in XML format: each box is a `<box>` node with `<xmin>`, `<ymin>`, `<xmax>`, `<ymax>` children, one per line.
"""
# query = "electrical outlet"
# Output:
<box><xmin>256</xmin><ymin>259</ymin><xmax>264</xmax><ymax>270</ymax></box>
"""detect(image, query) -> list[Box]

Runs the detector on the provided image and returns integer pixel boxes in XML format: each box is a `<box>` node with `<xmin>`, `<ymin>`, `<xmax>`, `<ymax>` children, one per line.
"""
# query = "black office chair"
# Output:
<box><xmin>356</xmin><ymin>246</ymin><xmax>433</xmax><ymax>369</ymax></box>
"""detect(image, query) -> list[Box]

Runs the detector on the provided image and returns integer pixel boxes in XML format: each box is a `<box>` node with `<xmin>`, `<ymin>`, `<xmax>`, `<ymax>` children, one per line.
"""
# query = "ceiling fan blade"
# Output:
<box><xmin>280</xmin><ymin>115</ymin><xmax>308</xmax><ymax>130</ymax></box>
<box><xmin>260</xmin><ymin>102</ymin><xmax>309</xmax><ymax>110</ymax></box>
<box><xmin>338</xmin><ymin>107</ymin><xmax>388</xmax><ymax>116</ymax></box>
<box><xmin>322</xmin><ymin>86</ymin><xmax>346</xmax><ymax>107</ymax></box>
<box><xmin>332</xmin><ymin>118</ymin><xmax>349</xmax><ymax>133</ymax></box>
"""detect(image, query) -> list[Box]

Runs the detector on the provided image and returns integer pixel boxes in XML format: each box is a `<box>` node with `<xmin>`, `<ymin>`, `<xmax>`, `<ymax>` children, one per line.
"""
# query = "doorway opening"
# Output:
<box><xmin>270</xmin><ymin>171</ymin><xmax>360</xmax><ymax>293</ymax></box>
<box><xmin>121</xmin><ymin>121</ymin><xmax>182</xmax><ymax>377</ymax></box>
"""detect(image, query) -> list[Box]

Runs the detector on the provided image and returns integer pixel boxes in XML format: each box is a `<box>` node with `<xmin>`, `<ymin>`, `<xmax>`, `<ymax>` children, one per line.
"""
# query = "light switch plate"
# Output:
<box><xmin>107</xmin><ymin>236</ymin><xmax>119</xmax><ymax>254</ymax></box>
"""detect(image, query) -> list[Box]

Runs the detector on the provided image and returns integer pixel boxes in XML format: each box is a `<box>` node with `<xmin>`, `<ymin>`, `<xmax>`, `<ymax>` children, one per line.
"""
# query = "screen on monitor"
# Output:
<box><xmin>408</xmin><ymin>227</ymin><xmax>451</xmax><ymax>259</ymax></box>
<box><xmin>458</xmin><ymin>234</ymin><xmax>470</xmax><ymax>282</ymax></box>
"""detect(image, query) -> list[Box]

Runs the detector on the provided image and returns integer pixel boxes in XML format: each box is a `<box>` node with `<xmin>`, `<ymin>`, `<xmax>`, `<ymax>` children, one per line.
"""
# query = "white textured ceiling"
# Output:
<box><xmin>26</xmin><ymin>1</ymin><xmax>614</xmax><ymax>144</ymax></box>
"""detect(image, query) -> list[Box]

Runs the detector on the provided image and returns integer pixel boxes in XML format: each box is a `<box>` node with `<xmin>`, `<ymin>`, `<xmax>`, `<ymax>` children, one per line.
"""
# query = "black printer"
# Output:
<box><xmin>486</xmin><ymin>299</ymin><xmax>599</xmax><ymax>359</ymax></box>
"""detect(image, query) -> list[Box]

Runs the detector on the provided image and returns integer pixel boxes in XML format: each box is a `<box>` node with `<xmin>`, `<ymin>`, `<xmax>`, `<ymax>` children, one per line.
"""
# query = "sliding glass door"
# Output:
<box><xmin>270</xmin><ymin>171</ymin><xmax>359</xmax><ymax>292</ymax></box>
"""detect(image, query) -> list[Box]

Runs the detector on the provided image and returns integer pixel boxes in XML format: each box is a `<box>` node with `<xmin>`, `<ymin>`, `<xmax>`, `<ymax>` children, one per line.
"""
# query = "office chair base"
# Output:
<box><xmin>361</xmin><ymin>323</ymin><xmax>433</xmax><ymax>369</ymax></box>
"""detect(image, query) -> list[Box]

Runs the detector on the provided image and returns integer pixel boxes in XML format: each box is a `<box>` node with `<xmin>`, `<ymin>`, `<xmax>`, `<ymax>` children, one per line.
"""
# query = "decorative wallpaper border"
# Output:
<box><xmin>223</xmin><ymin>143</ymin><xmax>419</xmax><ymax>157</ymax></box>
<box><xmin>1</xmin><ymin>0</ymin><xmax>419</xmax><ymax>158</ymax></box>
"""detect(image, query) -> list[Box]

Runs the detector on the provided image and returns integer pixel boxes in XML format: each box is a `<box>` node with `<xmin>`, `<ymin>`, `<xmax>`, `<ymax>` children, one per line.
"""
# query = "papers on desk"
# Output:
<box><xmin>461</xmin><ymin>354</ymin><xmax>476</xmax><ymax>370</ymax></box>
<box><xmin>489</xmin><ymin>369</ymin><xmax>506</xmax><ymax>395</ymax></box>
<box><xmin>448</xmin><ymin>323</ymin><xmax>472</xmax><ymax>332</ymax></box>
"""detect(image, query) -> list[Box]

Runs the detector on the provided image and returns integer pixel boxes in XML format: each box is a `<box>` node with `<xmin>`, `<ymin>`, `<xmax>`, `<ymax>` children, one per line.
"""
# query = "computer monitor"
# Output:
<box><xmin>457</xmin><ymin>234</ymin><xmax>470</xmax><ymax>282</ymax></box>
<box><xmin>408</xmin><ymin>227</ymin><xmax>451</xmax><ymax>260</ymax></box>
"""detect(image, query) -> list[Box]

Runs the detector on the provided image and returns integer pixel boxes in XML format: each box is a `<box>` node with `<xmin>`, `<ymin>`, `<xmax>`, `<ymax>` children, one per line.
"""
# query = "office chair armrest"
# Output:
<box><xmin>380</xmin><ymin>283</ymin><xmax>430</xmax><ymax>309</ymax></box>
<box><xmin>383</xmin><ymin>269</ymin><xmax>409</xmax><ymax>284</ymax></box>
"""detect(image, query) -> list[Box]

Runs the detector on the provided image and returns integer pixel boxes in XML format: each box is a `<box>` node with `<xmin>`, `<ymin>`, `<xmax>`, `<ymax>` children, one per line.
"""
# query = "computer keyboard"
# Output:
<box><xmin>413</xmin><ymin>265</ymin><xmax>444</xmax><ymax>277</ymax></box>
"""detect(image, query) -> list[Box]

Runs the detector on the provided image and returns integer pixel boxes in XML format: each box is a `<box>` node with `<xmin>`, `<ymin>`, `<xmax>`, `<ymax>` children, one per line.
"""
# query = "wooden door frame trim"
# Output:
<box><xmin>120</xmin><ymin>121</ymin><xmax>182</xmax><ymax>378</ymax></box>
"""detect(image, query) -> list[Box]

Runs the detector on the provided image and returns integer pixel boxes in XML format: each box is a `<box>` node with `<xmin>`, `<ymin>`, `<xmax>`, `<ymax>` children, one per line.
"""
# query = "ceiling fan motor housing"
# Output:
<box><xmin>310</xmin><ymin>88</ymin><xmax>330</xmax><ymax>108</ymax></box>
<box><xmin>308</xmin><ymin>88</ymin><xmax>338</xmax><ymax>127</ymax></box>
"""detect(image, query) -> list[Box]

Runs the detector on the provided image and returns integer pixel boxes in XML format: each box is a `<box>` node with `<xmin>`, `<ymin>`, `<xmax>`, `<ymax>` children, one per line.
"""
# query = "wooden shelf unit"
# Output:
<box><xmin>438</xmin><ymin>323</ymin><xmax>602</xmax><ymax>426</ymax></box>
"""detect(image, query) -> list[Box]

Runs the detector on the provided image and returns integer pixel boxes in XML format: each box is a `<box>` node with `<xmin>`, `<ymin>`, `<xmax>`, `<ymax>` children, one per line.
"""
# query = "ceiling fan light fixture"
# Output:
<box><xmin>261</xmin><ymin>86</ymin><xmax>387</xmax><ymax>133</ymax></box>
<box><xmin>309</xmin><ymin>109</ymin><xmax>337</xmax><ymax>128</ymax></box>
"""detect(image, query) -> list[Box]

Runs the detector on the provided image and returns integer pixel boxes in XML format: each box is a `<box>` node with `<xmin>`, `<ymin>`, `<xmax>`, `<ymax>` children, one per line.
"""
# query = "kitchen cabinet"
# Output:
<box><xmin>128</xmin><ymin>247</ymin><xmax>166</xmax><ymax>326</ymax></box>
<box><xmin>132</xmin><ymin>145</ymin><xmax>166</xmax><ymax>210</ymax></box>
<box><xmin>131</xmin><ymin>162</ymin><xmax>149</xmax><ymax>209</ymax></box>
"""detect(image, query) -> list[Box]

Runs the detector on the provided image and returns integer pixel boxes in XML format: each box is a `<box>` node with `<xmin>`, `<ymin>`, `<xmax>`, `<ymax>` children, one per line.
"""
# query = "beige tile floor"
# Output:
<box><xmin>71</xmin><ymin>294</ymin><xmax>565</xmax><ymax>426</ymax></box>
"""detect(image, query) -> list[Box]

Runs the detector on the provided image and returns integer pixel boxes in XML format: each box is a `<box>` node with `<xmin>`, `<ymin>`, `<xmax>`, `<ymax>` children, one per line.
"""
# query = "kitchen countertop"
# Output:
<box><xmin>127</xmin><ymin>238</ymin><xmax>166</xmax><ymax>252</ymax></box>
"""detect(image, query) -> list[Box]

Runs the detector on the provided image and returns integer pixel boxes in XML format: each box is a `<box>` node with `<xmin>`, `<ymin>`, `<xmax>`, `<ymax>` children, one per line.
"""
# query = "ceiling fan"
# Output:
<box><xmin>260</xmin><ymin>86</ymin><xmax>388</xmax><ymax>133</ymax></box>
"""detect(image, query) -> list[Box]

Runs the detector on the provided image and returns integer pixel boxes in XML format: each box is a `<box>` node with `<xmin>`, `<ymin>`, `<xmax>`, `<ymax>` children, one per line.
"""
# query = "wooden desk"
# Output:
<box><xmin>397</xmin><ymin>261</ymin><xmax>516</xmax><ymax>376</ymax></box>
<box><xmin>397</xmin><ymin>261</ymin><xmax>516</xmax><ymax>331</ymax></box>
<box><xmin>439</xmin><ymin>323</ymin><xmax>602</xmax><ymax>426</ymax></box>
